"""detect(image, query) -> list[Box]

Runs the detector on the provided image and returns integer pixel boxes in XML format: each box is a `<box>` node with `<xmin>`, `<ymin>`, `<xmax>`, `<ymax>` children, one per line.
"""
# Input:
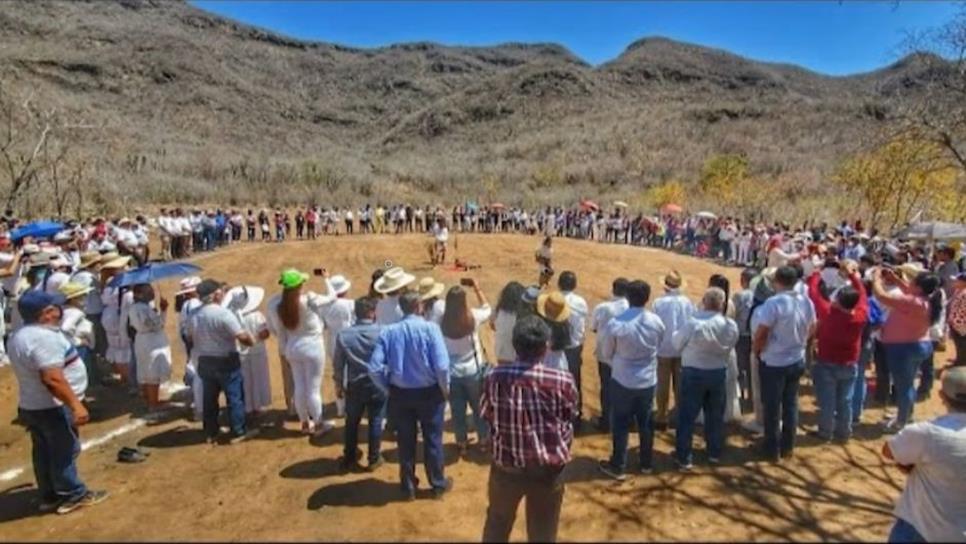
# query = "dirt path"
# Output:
<box><xmin>0</xmin><ymin>234</ymin><xmax>939</xmax><ymax>541</ymax></box>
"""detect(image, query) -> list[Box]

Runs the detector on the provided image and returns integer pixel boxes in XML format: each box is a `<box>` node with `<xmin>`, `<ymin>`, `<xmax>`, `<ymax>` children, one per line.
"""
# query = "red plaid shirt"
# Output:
<box><xmin>481</xmin><ymin>362</ymin><xmax>577</xmax><ymax>469</ymax></box>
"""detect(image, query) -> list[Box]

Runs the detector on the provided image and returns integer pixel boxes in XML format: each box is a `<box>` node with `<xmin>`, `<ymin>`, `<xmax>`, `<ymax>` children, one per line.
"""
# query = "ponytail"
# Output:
<box><xmin>927</xmin><ymin>290</ymin><xmax>943</xmax><ymax>326</ymax></box>
<box><xmin>914</xmin><ymin>272</ymin><xmax>943</xmax><ymax>325</ymax></box>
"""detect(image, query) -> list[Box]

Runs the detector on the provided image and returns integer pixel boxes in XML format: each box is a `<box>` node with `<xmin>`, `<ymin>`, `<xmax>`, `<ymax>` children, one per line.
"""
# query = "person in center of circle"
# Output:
<box><xmin>440</xmin><ymin>279</ymin><xmax>492</xmax><ymax>455</ymax></box>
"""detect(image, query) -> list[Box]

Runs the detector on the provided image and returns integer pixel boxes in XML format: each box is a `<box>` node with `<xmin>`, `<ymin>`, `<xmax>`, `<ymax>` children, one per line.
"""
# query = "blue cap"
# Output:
<box><xmin>18</xmin><ymin>290</ymin><xmax>66</xmax><ymax>323</ymax></box>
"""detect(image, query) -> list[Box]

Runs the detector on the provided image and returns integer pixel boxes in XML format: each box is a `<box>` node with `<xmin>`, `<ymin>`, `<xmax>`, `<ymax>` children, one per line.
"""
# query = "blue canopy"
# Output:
<box><xmin>10</xmin><ymin>221</ymin><xmax>65</xmax><ymax>243</ymax></box>
<box><xmin>107</xmin><ymin>261</ymin><xmax>202</xmax><ymax>289</ymax></box>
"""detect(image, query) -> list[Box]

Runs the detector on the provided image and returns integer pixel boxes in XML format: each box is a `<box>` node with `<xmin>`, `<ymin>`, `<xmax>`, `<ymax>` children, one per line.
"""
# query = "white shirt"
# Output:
<box><xmin>322</xmin><ymin>297</ymin><xmax>356</xmax><ymax>356</ymax></box>
<box><xmin>652</xmin><ymin>290</ymin><xmax>695</xmax><ymax>358</ymax></box>
<box><xmin>592</xmin><ymin>296</ymin><xmax>630</xmax><ymax>363</ymax></box>
<box><xmin>61</xmin><ymin>307</ymin><xmax>95</xmax><ymax>348</ymax></box>
<box><xmin>492</xmin><ymin>310</ymin><xmax>517</xmax><ymax>363</ymax></box>
<box><xmin>598</xmin><ymin>307</ymin><xmax>665</xmax><ymax>389</ymax></box>
<box><xmin>265</xmin><ymin>282</ymin><xmax>337</xmax><ymax>360</ymax></box>
<box><xmin>562</xmin><ymin>291</ymin><xmax>588</xmax><ymax>349</ymax></box>
<box><xmin>442</xmin><ymin>305</ymin><xmax>492</xmax><ymax>378</ymax></box>
<box><xmin>9</xmin><ymin>324</ymin><xmax>86</xmax><ymax>410</ymax></box>
<box><xmin>751</xmin><ymin>289</ymin><xmax>816</xmax><ymax>367</ymax></box>
<box><xmin>425</xmin><ymin>299</ymin><xmax>445</xmax><ymax>325</ymax></box>
<box><xmin>375</xmin><ymin>295</ymin><xmax>403</xmax><ymax>325</ymax></box>
<box><xmin>888</xmin><ymin>413</ymin><xmax>966</xmax><ymax>542</ymax></box>
<box><xmin>672</xmin><ymin>311</ymin><xmax>739</xmax><ymax>370</ymax></box>
<box><xmin>433</xmin><ymin>225</ymin><xmax>449</xmax><ymax>243</ymax></box>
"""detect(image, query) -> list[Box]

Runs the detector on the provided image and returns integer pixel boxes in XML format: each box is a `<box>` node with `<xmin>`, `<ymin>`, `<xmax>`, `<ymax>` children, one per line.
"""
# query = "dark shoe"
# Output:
<box><xmin>592</xmin><ymin>417</ymin><xmax>610</xmax><ymax>433</ymax></box>
<box><xmin>431</xmin><ymin>477</ymin><xmax>454</xmax><ymax>499</ymax></box>
<box><xmin>780</xmin><ymin>449</ymin><xmax>795</xmax><ymax>460</ymax></box>
<box><xmin>366</xmin><ymin>455</ymin><xmax>385</xmax><ymax>472</ymax></box>
<box><xmin>338</xmin><ymin>456</ymin><xmax>363</xmax><ymax>473</ymax></box>
<box><xmin>806</xmin><ymin>429</ymin><xmax>832</xmax><ymax>443</ymax></box>
<box><xmin>57</xmin><ymin>490</ymin><xmax>109</xmax><ymax>515</ymax></box>
<box><xmin>38</xmin><ymin>498</ymin><xmax>62</xmax><ymax>514</ymax></box>
<box><xmin>402</xmin><ymin>487</ymin><xmax>416</xmax><ymax>502</ymax></box>
<box><xmin>597</xmin><ymin>459</ymin><xmax>627</xmax><ymax>481</ymax></box>
<box><xmin>654</xmin><ymin>421</ymin><xmax>669</xmax><ymax>432</ymax></box>
<box><xmin>228</xmin><ymin>428</ymin><xmax>260</xmax><ymax>444</ymax></box>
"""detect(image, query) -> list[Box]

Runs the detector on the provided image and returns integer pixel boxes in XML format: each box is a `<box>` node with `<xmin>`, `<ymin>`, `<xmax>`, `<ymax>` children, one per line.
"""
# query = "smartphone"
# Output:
<box><xmin>313</xmin><ymin>267</ymin><xmax>325</xmax><ymax>276</ymax></box>
<box><xmin>459</xmin><ymin>278</ymin><xmax>474</xmax><ymax>287</ymax></box>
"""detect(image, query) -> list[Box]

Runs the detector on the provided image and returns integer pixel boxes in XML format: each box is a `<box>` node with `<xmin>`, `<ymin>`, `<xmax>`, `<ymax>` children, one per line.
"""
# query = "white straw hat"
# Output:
<box><xmin>373</xmin><ymin>266</ymin><xmax>416</xmax><ymax>294</ymax></box>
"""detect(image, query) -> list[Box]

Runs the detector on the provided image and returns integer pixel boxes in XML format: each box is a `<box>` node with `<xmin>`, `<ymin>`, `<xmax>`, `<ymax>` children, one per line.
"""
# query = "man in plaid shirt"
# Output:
<box><xmin>480</xmin><ymin>315</ymin><xmax>577</xmax><ymax>543</ymax></box>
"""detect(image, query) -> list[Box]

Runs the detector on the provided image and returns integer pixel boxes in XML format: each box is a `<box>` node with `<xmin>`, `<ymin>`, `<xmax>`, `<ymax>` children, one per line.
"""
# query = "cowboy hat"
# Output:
<box><xmin>222</xmin><ymin>285</ymin><xmax>264</xmax><ymax>315</ymax></box>
<box><xmin>416</xmin><ymin>277</ymin><xmax>445</xmax><ymax>301</ymax></box>
<box><xmin>101</xmin><ymin>255</ymin><xmax>132</xmax><ymax>269</ymax></box>
<box><xmin>329</xmin><ymin>275</ymin><xmax>352</xmax><ymax>296</ymax></box>
<box><xmin>59</xmin><ymin>281</ymin><xmax>93</xmax><ymax>300</ymax></box>
<box><xmin>662</xmin><ymin>270</ymin><xmax>684</xmax><ymax>289</ymax></box>
<box><xmin>27</xmin><ymin>252</ymin><xmax>53</xmax><ymax>269</ymax></box>
<box><xmin>78</xmin><ymin>251</ymin><xmax>102</xmax><ymax>269</ymax></box>
<box><xmin>373</xmin><ymin>266</ymin><xmax>415</xmax><ymax>294</ymax></box>
<box><xmin>537</xmin><ymin>291</ymin><xmax>571</xmax><ymax>323</ymax></box>
<box><xmin>897</xmin><ymin>262</ymin><xmax>926</xmax><ymax>281</ymax></box>
<box><xmin>176</xmin><ymin>276</ymin><xmax>202</xmax><ymax>295</ymax></box>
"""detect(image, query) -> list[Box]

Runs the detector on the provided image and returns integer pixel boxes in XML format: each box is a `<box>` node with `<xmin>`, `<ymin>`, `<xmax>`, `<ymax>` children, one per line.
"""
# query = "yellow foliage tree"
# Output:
<box><xmin>834</xmin><ymin>138</ymin><xmax>959</xmax><ymax>229</ymax></box>
<box><xmin>700</xmin><ymin>154</ymin><xmax>748</xmax><ymax>204</ymax></box>
<box><xmin>642</xmin><ymin>179</ymin><xmax>688</xmax><ymax>211</ymax></box>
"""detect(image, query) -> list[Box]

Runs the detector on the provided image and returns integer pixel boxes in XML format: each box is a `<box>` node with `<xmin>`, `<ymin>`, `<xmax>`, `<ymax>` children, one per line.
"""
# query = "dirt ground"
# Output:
<box><xmin>0</xmin><ymin>234</ymin><xmax>946</xmax><ymax>541</ymax></box>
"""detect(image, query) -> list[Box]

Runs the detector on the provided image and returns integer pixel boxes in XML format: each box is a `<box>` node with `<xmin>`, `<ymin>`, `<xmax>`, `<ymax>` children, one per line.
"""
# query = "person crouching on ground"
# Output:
<box><xmin>480</xmin><ymin>315</ymin><xmax>577</xmax><ymax>543</ymax></box>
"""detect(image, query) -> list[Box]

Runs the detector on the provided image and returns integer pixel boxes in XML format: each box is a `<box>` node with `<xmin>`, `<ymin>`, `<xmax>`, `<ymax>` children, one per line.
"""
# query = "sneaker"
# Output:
<box><xmin>56</xmin><ymin>490</ymin><xmax>109</xmax><ymax>515</ymax></box>
<box><xmin>708</xmin><ymin>457</ymin><xmax>721</xmax><ymax>465</ymax></box>
<box><xmin>431</xmin><ymin>477</ymin><xmax>454</xmax><ymax>499</ymax></box>
<box><xmin>229</xmin><ymin>428</ymin><xmax>260</xmax><ymax>444</ymax></box>
<box><xmin>313</xmin><ymin>420</ymin><xmax>335</xmax><ymax>436</ymax></box>
<box><xmin>638</xmin><ymin>466</ymin><xmax>654</xmax><ymax>475</ymax></box>
<box><xmin>597</xmin><ymin>460</ymin><xmax>627</xmax><ymax>481</ymax></box>
<box><xmin>741</xmin><ymin>419</ymin><xmax>764</xmax><ymax>435</ymax></box>
<box><xmin>806</xmin><ymin>429</ymin><xmax>832</xmax><ymax>443</ymax></box>
<box><xmin>366</xmin><ymin>455</ymin><xmax>385</xmax><ymax>472</ymax></box>
<box><xmin>675</xmin><ymin>460</ymin><xmax>694</xmax><ymax>472</ymax></box>
<box><xmin>38</xmin><ymin>499</ymin><xmax>62</xmax><ymax>514</ymax></box>
<box><xmin>882</xmin><ymin>419</ymin><xmax>904</xmax><ymax>435</ymax></box>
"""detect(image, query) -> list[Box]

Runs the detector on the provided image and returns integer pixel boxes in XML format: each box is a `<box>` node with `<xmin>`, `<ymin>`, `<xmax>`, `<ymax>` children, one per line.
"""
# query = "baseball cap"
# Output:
<box><xmin>18</xmin><ymin>290</ymin><xmax>66</xmax><ymax>323</ymax></box>
<box><xmin>941</xmin><ymin>367</ymin><xmax>966</xmax><ymax>404</ymax></box>
<box><xmin>196</xmin><ymin>279</ymin><xmax>227</xmax><ymax>299</ymax></box>
<box><xmin>278</xmin><ymin>268</ymin><xmax>309</xmax><ymax>289</ymax></box>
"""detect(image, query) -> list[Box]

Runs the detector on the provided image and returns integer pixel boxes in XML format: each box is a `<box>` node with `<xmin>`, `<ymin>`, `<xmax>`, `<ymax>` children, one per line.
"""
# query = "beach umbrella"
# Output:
<box><xmin>580</xmin><ymin>200</ymin><xmax>600</xmax><ymax>212</ymax></box>
<box><xmin>695</xmin><ymin>211</ymin><xmax>718</xmax><ymax>220</ymax></box>
<box><xmin>613</xmin><ymin>200</ymin><xmax>629</xmax><ymax>208</ymax></box>
<box><xmin>10</xmin><ymin>221</ymin><xmax>65</xmax><ymax>243</ymax></box>
<box><xmin>108</xmin><ymin>261</ymin><xmax>203</xmax><ymax>288</ymax></box>
<box><xmin>490</xmin><ymin>203</ymin><xmax>505</xmax><ymax>210</ymax></box>
<box><xmin>894</xmin><ymin>221</ymin><xmax>966</xmax><ymax>241</ymax></box>
<box><xmin>661</xmin><ymin>203</ymin><xmax>683</xmax><ymax>214</ymax></box>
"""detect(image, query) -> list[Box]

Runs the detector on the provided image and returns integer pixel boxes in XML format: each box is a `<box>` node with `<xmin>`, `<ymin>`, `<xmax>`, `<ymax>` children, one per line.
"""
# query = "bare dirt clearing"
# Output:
<box><xmin>0</xmin><ymin>234</ymin><xmax>936</xmax><ymax>541</ymax></box>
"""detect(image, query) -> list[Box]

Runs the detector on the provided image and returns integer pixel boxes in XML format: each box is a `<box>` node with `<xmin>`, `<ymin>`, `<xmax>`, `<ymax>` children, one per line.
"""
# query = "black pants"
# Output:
<box><xmin>598</xmin><ymin>361</ymin><xmax>611</xmax><ymax>428</ymax></box>
<box><xmin>482</xmin><ymin>463</ymin><xmax>565</xmax><ymax>543</ymax></box>
<box><xmin>344</xmin><ymin>382</ymin><xmax>387</xmax><ymax>464</ymax></box>
<box><xmin>952</xmin><ymin>328</ymin><xmax>966</xmax><ymax>367</ymax></box>
<box><xmin>564</xmin><ymin>345</ymin><xmax>583</xmax><ymax>422</ymax></box>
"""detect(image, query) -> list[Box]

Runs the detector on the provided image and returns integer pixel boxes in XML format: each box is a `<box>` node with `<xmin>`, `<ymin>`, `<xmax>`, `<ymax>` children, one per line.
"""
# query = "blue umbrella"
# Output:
<box><xmin>10</xmin><ymin>221</ymin><xmax>65</xmax><ymax>242</ymax></box>
<box><xmin>108</xmin><ymin>261</ymin><xmax>202</xmax><ymax>288</ymax></box>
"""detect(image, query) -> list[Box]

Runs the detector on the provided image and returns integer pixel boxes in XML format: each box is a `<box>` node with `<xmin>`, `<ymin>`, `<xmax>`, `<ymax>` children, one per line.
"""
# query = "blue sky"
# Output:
<box><xmin>192</xmin><ymin>1</ymin><xmax>959</xmax><ymax>75</ymax></box>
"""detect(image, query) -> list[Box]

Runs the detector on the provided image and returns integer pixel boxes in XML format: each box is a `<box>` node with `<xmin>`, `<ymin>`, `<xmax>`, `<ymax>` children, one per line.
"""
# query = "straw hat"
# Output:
<box><xmin>416</xmin><ymin>277</ymin><xmax>445</xmax><ymax>301</ymax></box>
<box><xmin>373</xmin><ymin>266</ymin><xmax>415</xmax><ymax>294</ymax></box>
<box><xmin>176</xmin><ymin>276</ymin><xmax>202</xmax><ymax>295</ymax></box>
<box><xmin>897</xmin><ymin>262</ymin><xmax>926</xmax><ymax>281</ymax></box>
<box><xmin>59</xmin><ymin>281</ymin><xmax>93</xmax><ymax>300</ymax></box>
<box><xmin>662</xmin><ymin>270</ymin><xmax>684</xmax><ymax>289</ymax></box>
<box><xmin>536</xmin><ymin>291</ymin><xmax>571</xmax><ymax>323</ymax></box>
<box><xmin>101</xmin><ymin>254</ymin><xmax>132</xmax><ymax>269</ymax></box>
<box><xmin>222</xmin><ymin>285</ymin><xmax>265</xmax><ymax>315</ymax></box>
<box><xmin>329</xmin><ymin>275</ymin><xmax>352</xmax><ymax>296</ymax></box>
<box><xmin>27</xmin><ymin>252</ymin><xmax>53</xmax><ymax>269</ymax></box>
<box><xmin>78</xmin><ymin>251</ymin><xmax>102</xmax><ymax>270</ymax></box>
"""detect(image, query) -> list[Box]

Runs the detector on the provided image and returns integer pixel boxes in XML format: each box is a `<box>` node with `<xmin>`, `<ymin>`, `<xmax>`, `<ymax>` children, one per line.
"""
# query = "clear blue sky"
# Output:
<box><xmin>191</xmin><ymin>1</ymin><xmax>959</xmax><ymax>75</ymax></box>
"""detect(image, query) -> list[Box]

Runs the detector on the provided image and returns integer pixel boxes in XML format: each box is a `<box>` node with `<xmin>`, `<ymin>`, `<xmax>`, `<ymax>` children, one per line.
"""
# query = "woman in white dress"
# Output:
<box><xmin>266</xmin><ymin>268</ymin><xmax>337</xmax><ymax>435</ymax></box>
<box><xmin>99</xmin><ymin>255</ymin><xmax>133</xmax><ymax>385</ymax></box>
<box><xmin>129</xmin><ymin>283</ymin><xmax>172</xmax><ymax>411</ymax></box>
<box><xmin>223</xmin><ymin>286</ymin><xmax>272</xmax><ymax>419</ymax></box>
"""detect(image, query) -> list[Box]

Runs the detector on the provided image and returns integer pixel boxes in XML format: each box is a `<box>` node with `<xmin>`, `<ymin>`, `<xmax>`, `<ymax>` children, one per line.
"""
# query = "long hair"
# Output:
<box><xmin>709</xmin><ymin>274</ymin><xmax>730</xmax><ymax>316</ymax></box>
<box><xmin>496</xmin><ymin>281</ymin><xmax>525</xmax><ymax>315</ymax></box>
<box><xmin>914</xmin><ymin>272</ymin><xmax>943</xmax><ymax>325</ymax></box>
<box><xmin>278</xmin><ymin>287</ymin><xmax>301</xmax><ymax>331</ymax></box>
<box><xmin>441</xmin><ymin>286</ymin><xmax>474</xmax><ymax>339</ymax></box>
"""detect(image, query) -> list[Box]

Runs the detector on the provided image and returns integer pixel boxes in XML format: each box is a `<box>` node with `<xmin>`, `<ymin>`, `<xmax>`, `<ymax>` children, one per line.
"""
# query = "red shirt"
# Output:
<box><xmin>480</xmin><ymin>362</ymin><xmax>577</xmax><ymax>469</ymax></box>
<box><xmin>807</xmin><ymin>272</ymin><xmax>868</xmax><ymax>365</ymax></box>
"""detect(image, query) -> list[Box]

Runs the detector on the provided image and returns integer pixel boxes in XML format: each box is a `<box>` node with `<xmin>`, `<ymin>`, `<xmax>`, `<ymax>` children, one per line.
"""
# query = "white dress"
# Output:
<box><xmin>129</xmin><ymin>301</ymin><xmax>172</xmax><ymax>385</ymax></box>
<box><xmin>102</xmin><ymin>287</ymin><xmax>134</xmax><ymax>365</ymax></box>
<box><xmin>239</xmin><ymin>311</ymin><xmax>272</xmax><ymax>412</ymax></box>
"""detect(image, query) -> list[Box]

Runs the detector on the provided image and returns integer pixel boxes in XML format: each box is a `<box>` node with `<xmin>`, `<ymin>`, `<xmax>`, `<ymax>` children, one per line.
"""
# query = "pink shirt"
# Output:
<box><xmin>879</xmin><ymin>293</ymin><xmax>931</xmax><ymax>344</ymax></box>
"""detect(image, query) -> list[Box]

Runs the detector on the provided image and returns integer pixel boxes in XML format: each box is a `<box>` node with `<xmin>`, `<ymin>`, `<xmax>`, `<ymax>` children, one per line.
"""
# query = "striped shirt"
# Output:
<box><xmin>480</xmin><ymin>362</ymin><xmax>577</xmax><ymax>469</ymax></box>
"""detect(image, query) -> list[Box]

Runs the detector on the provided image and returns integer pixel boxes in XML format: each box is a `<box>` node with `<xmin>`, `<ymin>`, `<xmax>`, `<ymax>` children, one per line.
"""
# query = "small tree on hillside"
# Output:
<box><xmin>643</xmin><ymin>179</ymin><xmax>688</xmax><ymax>211</ymax></box>
<box><xmin>700</xmin><ymin>154</ymin><xmax>748</xmax><ymax>204</ymax></box>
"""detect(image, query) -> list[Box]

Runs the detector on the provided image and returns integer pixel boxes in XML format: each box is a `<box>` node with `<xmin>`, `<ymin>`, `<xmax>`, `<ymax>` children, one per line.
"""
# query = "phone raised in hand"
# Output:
<box><xmin>313</xmin><ymin>268</ymin><xmax>326</xmax><ymax>277</ymax></box>
<box><xmin>460</xmin><ymin>278</ymin><xmax>475</xmax><ymax>287</ymax></box>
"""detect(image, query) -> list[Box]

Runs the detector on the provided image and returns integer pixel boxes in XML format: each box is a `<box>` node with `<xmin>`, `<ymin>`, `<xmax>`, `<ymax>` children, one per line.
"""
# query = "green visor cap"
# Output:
<box><xmin>279</xmin><ymin>268</ymin><xmax>309</xmax><ymax>289</ymax></box>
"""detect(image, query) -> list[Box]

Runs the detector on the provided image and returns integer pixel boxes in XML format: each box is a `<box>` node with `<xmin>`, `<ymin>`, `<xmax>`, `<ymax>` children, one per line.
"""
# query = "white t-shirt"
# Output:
<box><xmin>61</xmin><ymin>306</ymin><xmax>95</xmax><ymax>348</ymax></box>
<box><xmin>563</xmin><ymin>291</ymin><xmax>588</xmax><ymax>348</ymax></box>
<box><xmin>592</xmin><ymin>297</ymin><xmax>630</xmax><ymax>363</ymax></box>
<box><xmin>442</xmin><ymin>305</ymin><xmax>492</xmax><ymax>378</ymax></box>
<box><xmin>425</xmin><ymin>299</ymin><xmax>445</xmax><ymax>325</ymax></box>
<box><xmin>10</xmin><ymin>324</ymin><xmax>86</xmax><ymax>410</ymax></box>
<box><xmin>888</xmin><ymin>413</ymin><xmax>966</xmax><ymax>542</ymax></box>
<box><xmin>492</xmin><ymin>310</ymin><xmax>517</xmax><ymax>363</ymax></box>
<box><xmin>43</xmin><ymin>271</ymin><xmax>71</xmax><ymax>296</ymax></box>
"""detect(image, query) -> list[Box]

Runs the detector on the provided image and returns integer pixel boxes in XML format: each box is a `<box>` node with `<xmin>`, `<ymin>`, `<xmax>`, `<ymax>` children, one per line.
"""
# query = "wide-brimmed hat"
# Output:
<box><xmin>416</xmin><ymin>277</ymin><xmax>445</xmax><ymax>301</ymax></box>
<box><xmin>47</xmin><ymin>254</ymin><xmax>71</xmax><ymax>270</ymax></box>
<box><xmin>521</xmin><ymin>285</ymin><xmax>541</xmax><ymax>305</ymax></box>
<box><xmin>536</xmin><ymin>291</ymin><xmax>571</xmax><ymax>323</ymax></box>
<box><xmin>27</xmin><ymin>252</ymin><xmax>54</xmax><ymax>270</ymax></box>
<box><xmin>53</xmin><ymin>231</ymin><xmax>73</xmax><ymax>243</ymax></box>
<box><xmin>59</xmin><ymin>281</ymin><xmax>93</xmax><ymax>300</ymax></box>
<box><xmin>373</xmin><ymin>266</ymin><xmax>415</xmax><ymax>294</ymax></box>
<box><xmin>78</xmin><ymin>251</ymin><xmax>102</xmax><ymax>269</ymax></box>
<box><xmin>897</xmin><ymin>262</ymin><xmax>926</xmax><ymax>281</ymax></box>
<box><xmin>101</xmin><ymin>254</ymin><xmax>132</xmax><ymax>269</ymax></box>
<box><xmin>222</xmin><ymin>285</ymin><xmax>264</xmax><ymax>315</ymax></box>
<box><xmin>176</xmin><ymin>276</ymin><xmax>202</xmax><ymax>295</ymax></box>
<box><xmin>662</xmin><ymin>270</ymin><xmax>684</xmax><ymax>289</ymax></box>
<box><xmin>329</xmin><ymin>275</ymin><xmax>352</xmax><ymax>296</ymax></box>
<box><xmin>278</xmin><ymin>268</ymin><xmax>309</xmax><ymax>290</ymax></box>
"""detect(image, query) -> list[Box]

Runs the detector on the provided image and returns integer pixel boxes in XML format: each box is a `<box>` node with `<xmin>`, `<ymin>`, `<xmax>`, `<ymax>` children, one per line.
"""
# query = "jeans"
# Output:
<box><xmin>811</xmin><ymin>362</ymin><xmax>857</xmax><ymax>439</ymax></box>
<box><xmin>759</xmin><ymin>360</ymin><xmax>805</xmax><ymax>458</ymax></box>
<box><xmin>608</xmin><ymin>380</ymin><xmax>655</xmax><ymax>472</ymax></box>
<box><xmin>916</xmin><ymin>352</ymin><xmax>934</xmax><ymax>397</ymax></box>
<box><xmin>449</xmin><ymin>372</ymin><xmax>488</xmax><ymax>443</ymax></box>
<box><xmin>735</xmin><ymin>336</ymin><xmax>752</xmax><ymax>403</ymax></box>
<box><xmin>343</xmin><ymin>381</ymin><xmax>387</xmax><ymax>464</ymax></box>
<box><xmin>887</xmin><ymin>518</ymin><xmax>926</xmax><ymax>543</ymax></box>
<box><xmin>598</xmin><ymin>361</ymin><xmax>612</xmax><ymax>428</ymax></box>
<box><xmin>18</xmin><ymin>406</ymin><xmax>88</xmax><ymax>503</ymax></box>
<box><xmin>482</xmin><ymin>464</ymin><xmax>565</xmax><ymax>543</ymax></box>
<box><xmin>564</xmin><ymin>345</ymin><xmax>583</xmax><ymax>421</ymax></box>
<box><xmin>675</xmin><ymin>367</ymin><xmax>726</xmax><ymax>464</ymax></box>
<box><xmin>884</xmin><ymin>342</ymin><xmax>933</xmax><ymax>426</ymax></box>
<box><xmin>77</xmin><ymin>345</ymin><xmax>97</xmax><ymax>385</ymax></box>
<box><xmin>198</xmin><ymin>357</ymin><xmax>246</xmax><ymax>438</ymax></box>
<box><xmin>389</xmin><ymin>385</ymin><xmax>447</xmax><ymax>493</ymax></box>
<box><xmin>874</xmin><ymin>340</ymin><xmax>893</xmax><ymax>404</ymax></box>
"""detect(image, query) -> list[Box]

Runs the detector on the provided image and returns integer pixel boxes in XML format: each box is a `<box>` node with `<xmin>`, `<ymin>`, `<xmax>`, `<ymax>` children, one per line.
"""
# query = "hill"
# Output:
<box><xmin>0</xmin><ymin>0</ymin><xmax>951</xmax><ymax>212</ymax></box>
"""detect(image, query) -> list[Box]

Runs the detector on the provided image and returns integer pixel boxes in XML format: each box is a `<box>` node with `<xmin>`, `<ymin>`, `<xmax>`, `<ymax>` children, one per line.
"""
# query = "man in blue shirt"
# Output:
<box><xmin>369</xmin><ymin>292</ymin><xmax>452</xmax><ymax>500</ymax></box>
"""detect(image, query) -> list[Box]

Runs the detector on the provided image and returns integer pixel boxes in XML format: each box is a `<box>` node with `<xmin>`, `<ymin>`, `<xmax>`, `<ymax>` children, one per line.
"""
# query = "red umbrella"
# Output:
<box><xmin>661</xmin><ymin>203</ymin><xmax>683</xmax><ymax>214</ymax></box>
<box><xmin>490</xmin><ymin>203</ymin><xmax>505</xmax><ymax>210</ymax></box>
<box><xmin>580</xmin><ymin>200</ymin><xmax>600</xmax><ymax>212</ymax></box>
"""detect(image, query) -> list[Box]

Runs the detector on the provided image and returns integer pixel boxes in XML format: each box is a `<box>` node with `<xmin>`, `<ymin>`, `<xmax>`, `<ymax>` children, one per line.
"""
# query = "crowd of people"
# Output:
<box><xmin>2</xmin><ymin>204</ymin><xmax>965</xmax><ymax>543</ymax></box>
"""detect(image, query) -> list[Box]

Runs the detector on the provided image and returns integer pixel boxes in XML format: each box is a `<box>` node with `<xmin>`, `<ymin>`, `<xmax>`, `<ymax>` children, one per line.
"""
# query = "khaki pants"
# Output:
<box><xmin>280</xmin><ymin>354</ymin><xmax>295</xmax><ymax>415</ymax></box>
<box><xmin>656</xmin><ymin>357</ymin><xmax>681</xmax><ymax>424</ymax></box>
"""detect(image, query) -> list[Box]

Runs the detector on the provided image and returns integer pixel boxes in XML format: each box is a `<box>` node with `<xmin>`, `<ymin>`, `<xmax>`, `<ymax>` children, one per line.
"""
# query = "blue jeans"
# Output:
<box><xmin>884</xmin><ymin>342</ymin><xmax>933</xmax><ymax>426</ymax></box>
<box><xmin>853</xmin><ymin>333</ymin><xmax>875</xmax><ymax>422</ymax></box>
<box><xmin>811</xmin><ymin>362</ymin><xmax>857</xmax><ymax>439</ymax></box>
<box><xmin>77</xmin><ymin>345</ymin><xmax>97</xmax><ymax>385</ymax></box>
<box><xmin>874</xmin><ymin>340</ymin><xmax>892</xmax><ymax>404</ymax></box>
<box><xmin>759</xmin><ymin>360</ymin><xmax>805</xmax><ymax>458</ymax></box>
<box><xmin>344</xmin><ymin>381</ymin><xmax>387</xmax><ymax>464</ymax></box>
<box><xmin>18</xmin><ymin>406</ymin><xmax>88</xmax><ymax>503</ymax></box>
<box><xmin>888</xmin><ymin>518</ymin><xmax>926</xmax><ymax>543</ymax></box>
<box><xmin>608</xmin><ymin>380</ymin><xmax>655</xmax><ymax>472</ymax></box>
<box><xmin>389</xmin><ymin>385</ymin><xmax>447</xmax><ymax>493</ymax></box>
<box><xmin>449</xmin><ymin>372</ymin><xmax>488</xmax><ymax>443</ymax></box>
<box><xmin>198</xmin><ymin>357</ymin><xmax>246</xmax><ymax>438</ymax></box>
<box><xmin>675</xmin><ymin>367</ymin><xmax>726</xmax><ymax>464</ymax></box>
